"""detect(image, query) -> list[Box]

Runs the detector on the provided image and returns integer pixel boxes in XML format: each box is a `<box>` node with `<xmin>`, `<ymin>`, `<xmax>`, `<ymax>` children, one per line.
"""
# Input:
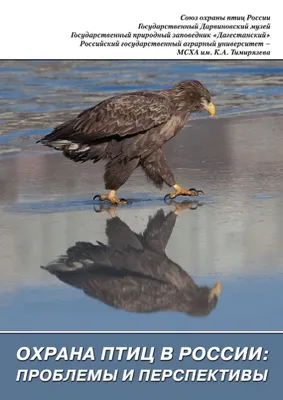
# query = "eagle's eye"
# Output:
<box><xmin>200</xmin><ymin>96</ymin><xmax>209</xmax><ymax>106</ymax></box>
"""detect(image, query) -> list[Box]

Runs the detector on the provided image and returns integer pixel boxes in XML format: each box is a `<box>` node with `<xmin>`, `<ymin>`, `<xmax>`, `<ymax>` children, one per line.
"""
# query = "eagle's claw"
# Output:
<box><xmin>164</xmin><ymin>187</ymin><xmax>204</xmax><ymax>202</ymax></box>
<box><xmin>93</xmin><ymin>193</ymin><xmax>130</xmax><ymax>205</ymax></box>
<box><xmin>93</xmin><ymin>194</ymin><xmax>101</xmax><ymax>202</ymax></box>
<box><xmin>188</xmin><ymin>188</ymin><xmax>204</xmax><ymax>195</ymax></box>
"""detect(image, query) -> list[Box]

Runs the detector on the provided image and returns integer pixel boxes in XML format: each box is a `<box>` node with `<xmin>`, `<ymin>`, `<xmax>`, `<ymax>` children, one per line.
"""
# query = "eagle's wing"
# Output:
<box><xmin>143</xmin><ymin>209</ymin><xmax>177</xmax><ymax>253</ymax></box>
<box><xmin>44</xmin><ymin>92</ymin><xmax>174</xmax><ymax>143</ymax></box>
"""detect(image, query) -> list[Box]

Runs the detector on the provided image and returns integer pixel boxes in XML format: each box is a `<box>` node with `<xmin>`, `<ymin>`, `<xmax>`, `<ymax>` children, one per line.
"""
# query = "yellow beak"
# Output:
<box><xmin>210</xmin><ymin>281</ymin><xmax>222</xmax><ymax>298</ymax></box>
<box><xmin>203</xmin><ymin>102</ymin><xmax>216</xmax><ymax>117</ymax></box>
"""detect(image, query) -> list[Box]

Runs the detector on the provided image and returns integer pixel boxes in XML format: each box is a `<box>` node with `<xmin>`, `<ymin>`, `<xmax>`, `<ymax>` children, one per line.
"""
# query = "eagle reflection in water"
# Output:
<box><xmin>42</xmin><ymin>202</ymin><xmax>221</xmax><ymax>317</ymax></box>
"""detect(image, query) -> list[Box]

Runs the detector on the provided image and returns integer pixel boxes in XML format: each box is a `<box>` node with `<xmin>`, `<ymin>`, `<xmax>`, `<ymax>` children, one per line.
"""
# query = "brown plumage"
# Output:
<box><xmin>41</xmin><ymin>207</ymin><xmax>222</xmax><ymax>317</ymax></box>
<box><xmin>37</xmin><ymin>80</ymin><xmax>216</xmax><ymax>204</ymax></box>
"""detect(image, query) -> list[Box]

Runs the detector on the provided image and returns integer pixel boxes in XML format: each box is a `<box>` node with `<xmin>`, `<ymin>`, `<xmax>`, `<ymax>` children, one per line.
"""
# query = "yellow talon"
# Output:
<box><xmin>93</xmin><ymin>190</ymin><xmax>128</xmax><ymax>205</ymax></box>
<box><xmin>165</xmin><ymin>184</ymin><xmax>204</xmax><ymax>200</ymax></box>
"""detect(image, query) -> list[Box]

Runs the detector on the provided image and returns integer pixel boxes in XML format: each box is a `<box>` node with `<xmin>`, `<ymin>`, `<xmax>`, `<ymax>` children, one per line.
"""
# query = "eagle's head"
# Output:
<box><xmin>187</xmin><ymin>281</ymin><xmax>222</xmax><ymax>317</ymax></box>
<box><xmin>172</xmin><ymin>80</ymin><xmax>216</xmax><ymax>116</ymax></box>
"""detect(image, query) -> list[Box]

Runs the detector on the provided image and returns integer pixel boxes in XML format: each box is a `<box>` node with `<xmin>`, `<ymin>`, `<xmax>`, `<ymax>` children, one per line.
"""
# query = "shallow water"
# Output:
<box><xmin>1</xmin><ymin>61</ymin><xmax>283</xmax><ymax>331</ymax></box>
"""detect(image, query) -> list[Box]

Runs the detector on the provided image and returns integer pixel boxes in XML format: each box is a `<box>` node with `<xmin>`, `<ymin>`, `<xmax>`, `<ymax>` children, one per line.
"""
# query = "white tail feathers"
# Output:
<box><xmin>50</xmin><ymin>140</ymin><xmax>90</xmax><ymax>153</ymax></box>
<box><xmin>40</xmin><ymin>138</ymin><xmax>107</xmax><ymax>163</ymax></box>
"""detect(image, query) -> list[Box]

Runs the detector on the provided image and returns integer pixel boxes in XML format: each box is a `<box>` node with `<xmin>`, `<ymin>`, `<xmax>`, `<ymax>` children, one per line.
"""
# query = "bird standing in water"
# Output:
<box><xmin>37</xmin><ymin>80</ymin><xmax>215</xmax><ymax>204</ymax></box>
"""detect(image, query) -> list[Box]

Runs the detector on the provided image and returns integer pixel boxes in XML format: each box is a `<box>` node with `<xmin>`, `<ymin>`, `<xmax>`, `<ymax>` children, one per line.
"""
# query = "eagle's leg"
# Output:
<box><xmin>165</xmin><ymin>184</ymin><xmax>204</xmax><ymax>200</ymax></box>
<box><xmin>141</xmin><ymin>151</ymin><xmax>204</xmax><ymax>200</ymax></box>
<box><xmin>93</xmin><ymin>158</ymin><xmax>139</xmax><ymax>205</ymax></box>
<box><xmin>93</xmin><ymin>190</ymin><xmax>128</xmax><ymax>205</ymax></box>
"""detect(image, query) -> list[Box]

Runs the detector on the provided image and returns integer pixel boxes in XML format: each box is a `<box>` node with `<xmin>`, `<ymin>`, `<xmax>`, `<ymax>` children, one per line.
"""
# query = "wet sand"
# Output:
<box><xmin>1</xmin><ymin>113</ymin><xmax>283</xmax><ymax>330</ymax></box>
